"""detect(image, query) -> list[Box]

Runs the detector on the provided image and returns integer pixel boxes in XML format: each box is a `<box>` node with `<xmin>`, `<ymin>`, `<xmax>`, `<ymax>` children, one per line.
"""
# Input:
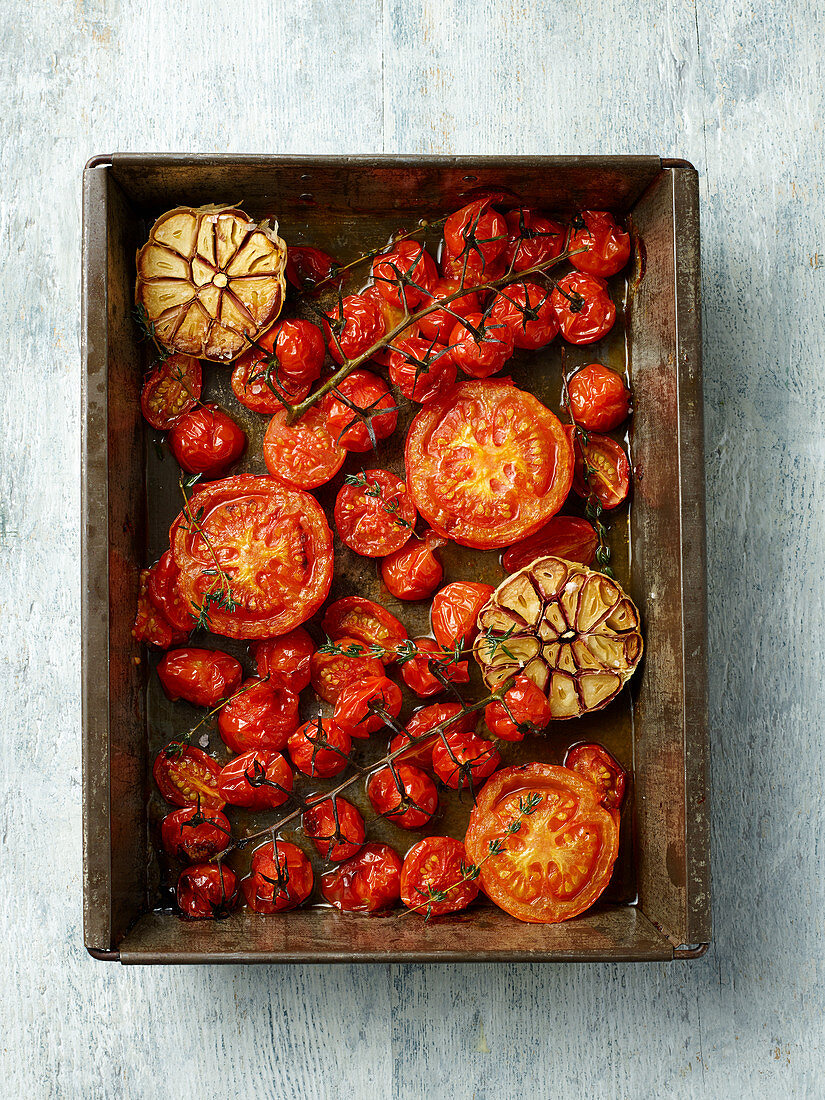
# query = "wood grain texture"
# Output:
<box><xmin>1</xmin><ymin>0</ymin><xmax>822</xmax><ymax>1096</ymax></box>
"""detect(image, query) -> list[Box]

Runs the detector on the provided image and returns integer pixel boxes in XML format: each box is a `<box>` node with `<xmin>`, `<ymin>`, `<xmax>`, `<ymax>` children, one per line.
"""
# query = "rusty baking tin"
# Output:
<box><xmin>82</xmin><ymin>155</ymin><xmax>709</xmax><ymax>963</ymax></box>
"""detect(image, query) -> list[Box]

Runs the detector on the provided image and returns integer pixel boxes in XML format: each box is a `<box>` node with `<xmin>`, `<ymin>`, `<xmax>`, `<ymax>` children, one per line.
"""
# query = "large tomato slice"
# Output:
<box><xmin>405</xmin><ymin>380</ymin><xmax>573</xmax><ymax>549</ymax></box>
<box><xmin>464</xmin><ymin>763</ymin><xmax>619</xmax><ymax>924</ymax></box>
<box><xmin>170</xmin><ymin>475</ymin><xmax>333</xmax><ymax>639</ymax></box>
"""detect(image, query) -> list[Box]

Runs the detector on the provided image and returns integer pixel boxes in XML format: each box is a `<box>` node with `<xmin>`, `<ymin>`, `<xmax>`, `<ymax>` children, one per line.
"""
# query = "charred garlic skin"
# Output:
<box><xmin>473</xmin><ymin>555</ymin><xmax>642</xmax><ymax>720</ymax></box>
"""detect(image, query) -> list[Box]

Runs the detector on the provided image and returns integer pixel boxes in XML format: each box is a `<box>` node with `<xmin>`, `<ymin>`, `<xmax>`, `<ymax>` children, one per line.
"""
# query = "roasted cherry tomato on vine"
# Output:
<box><xmin>153</xmin><ymin>745</ymin><xmax>224</xmax><ymax>810</ymax></box>
<box><xmin>501</xmin><ymin>515</ymin><xmax>598</xmax><ymax>572</ymax></box>
<box><xmin>242</xmin><ymin>841</ymin><xmax>314</xmax><ymax>913</ymax></box>
<box><xmin>324</xmin><ymin>370</ymin><xmax>398</xmax><ymax>452</ymax></box>
<box><xmin>177</xmin><ymin>863</ymin><xmax>237</xmax><ymax>920</ymax></box>
<box><xmin>568</xmin><ymin>363</ymin><xmax>631</xmax><ymax>432</ymax></box>
<box><xmin>569</xmin><ymin>211</ymin><xmax>631</xmax><ymax>278</ymax></box>
<box><xmin>321</xmin><ymin>597</ymin><xmax>408</xmax><ymax>663</ymax></box>
<box><xmin>334</xmin><ymin>468</ymin><xmax>417</xmax><ymax>557</ymax></box>
<box><xmin>431</xmin><ymin>729</ymin><xmax>500</xmax><ymax>791</ymax></box>
<box><xmin>569</xmin><ymin>428</ymin><xmax>631</xmax><ymax>510</ymax></box>
<box><xmin>303</xmin><ymin>797</ymin><xmax>366</xmax><ymax>862</ymax></box>
<box><xmin>332</xmin><ymin>675</ymin><xmax>403</xmax><ymax>739</ymax></box>
<box><xmin>160</xmin><ymin>805</ymin><xmax>232</xmax><ymax>863</ymax></box>
<box><xmin>230</xmin><ymin>320</ymin><xmax>325</xmax><ymax>411</ymax></box>
<box><xmin>217</xmin><ymin>677</ymin><xmax>299</xmax><ymax>754</ymax></box>
<box><xmin>381</xmin><ymin>531</ymin><xmax>445</xmax><ymax>601</ymax></box>
<box><xmin>157</xmin><ymin>647</ymin><xmax>243</xmax><ymax>708</ymax></box>
<box><xmin>502</xmin><ymin>209</ymin><xmax>565</xmax><ymax>273</ymax></box>
<box><xmin>147</xmin><ymin>550</ymin><xmax>196</xmax><ymax>632</ymax></box>
<box><xmin>564</xmin><ymin>742</ymin><xmax>627</xmax><ymax>812</ymax></box>
<box><xmin>430</xmin><ymin>581</ymin><xmax>495</xmax><ymax>650</ymax></box>
<box><xmin>250</xmin><ymin>628</ymin><xmax>314</xmax><ymax>693</ymax></box>
<box><xmin>442</xmin><ymin>198</ymin><xmax>508</xmax><ymax>280</ymax></box>
<box><xmin>400</xmin><ymin>836</ymin><xmax>480</xmax><ymax>916</ymax></box>
<box><xmin>489</xmin><ymin>281</ymin><xmax>560</xmax><ymax>350</ymax></box>
<box><xmin>372</xmin><ymin>239</ymin><xmax>439</xmax><ymax>309</ymax></box>
<box><xmin>416</xmin><ymin>279</ymin><xmax>480</xmax><ymax>344</ymax></box>
<box><xmin>140</xmin><ymin>353</ymin><xmax>202</xmax><ymax>431</ymax></box>
<box><xmin>323</xmin><ymin>293</ymin><xmax>386</xmax><ymax>365</ymax></box>
<box><xmin>484</xmin><ymin>674</ymin><xmax>554</xmax><ymax>741</ymax></box>
<box><xmin>320</xmin><ymin>842</ymin><xmax>403</xmax><ymax>912</ymax></box>
<box><xmin>401</xmin><ymin>638</ymin><xmax>470</xmax><ymax>698</ymax></box>
<box><xmin>551</xmin><ymin>272</ymin><xmax>616</xmax><ymax>345</ymax></box>
<box><xmin>133</xmin><ymin>568</ymin><xmax>187</xmax><ymax>649</ymax></box>
<box><xmin>447</xmin><ymin>313</ymin><xmax>514</xmax><ymax>379</ymax></box>
<box><xmin>389</xmin><ymin>703</ymin><xmax>477</xmax><ymax>770</ymax></box>
<box><xmin>169</xmin><ymin>404</ymin><xmax>246</xmax><ymax>477</ymax></box>
<box><xmin>288</xmin><ymin>716</ymin><xmax>352</xmax><ymax>778</ymax></box>
<box><xmin>386</xmin><ymin>337</ymin><xmax>457</xmax><ymax>404</ymax></box>
<box><xmin>285</xmin><ymin>245</ymin><xmax>340</xmax><ymax>292</ymax></box>
<box><xmin>217</xmin><ymin>749</ymin><xmax>293</xmax><ymax>810</ymax></box>
<box><xmin>263</xmin><ymin>405</ymin><xmax>346</xmax><ymax>490</ymax></box>
<box><xmin>367</xmin><ymin>763</ymin><xmax>438</xmax><ymax>829</ymax></box>
<box><xmin>310</xmin><ymin>639</ymin><xmax>384</xmax><ymax>704</ymax></box>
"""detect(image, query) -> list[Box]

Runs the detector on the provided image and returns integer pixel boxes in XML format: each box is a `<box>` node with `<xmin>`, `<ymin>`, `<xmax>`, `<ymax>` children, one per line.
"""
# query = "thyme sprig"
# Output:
<box><xmin>343</xmin><ymin>471</ymin><xmax>418</xmax><ymax>535</ymax></box>
<box><xmin>178</xmin><ymin>474</ymin><xmax>239</xmax><ymax>629</ymax></box>
<box><xmin>163</xmin><ymin>676</ymin><xmax>269</xmax><ymax>758</ymax></box>
<box><xmin>134</xmin><ymin>303</ymin><xmax>171</xmax><ymax>365</ymax></box>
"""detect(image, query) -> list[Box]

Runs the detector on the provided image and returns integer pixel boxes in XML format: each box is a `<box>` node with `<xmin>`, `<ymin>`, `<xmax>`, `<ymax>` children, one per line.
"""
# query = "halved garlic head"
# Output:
<box><xmin>135</xmin><ymin>205</ymin><xmax>287</xmax><ymax>362</ymax></box>
<box><xmin>473</xmin><ymin>556</ymin><xmax>643</xmax><ymax>719</ymax></box>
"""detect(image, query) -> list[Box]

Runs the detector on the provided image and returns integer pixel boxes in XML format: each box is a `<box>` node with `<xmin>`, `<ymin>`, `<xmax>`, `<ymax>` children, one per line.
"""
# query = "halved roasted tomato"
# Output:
<box><xmin>153</xmin><ymin>745</ymin><xmax>224</xmax><ymax>810</ymax></box>
<box><xmin>263</xmin><ymin>405</ymin><xmax>346</xmax><ymax>490</ymax></box>
<box><xmin>321</xmin><ymin>597</ymin><xmax>408</xmax><ymax>662</ymax></box>
<box><xmin>140</xmin><ymin>354</ymin><xmax>202</xmax><ymax>430</ymax></box>
<box><xmin>568</xmin><ymin>428</ymin><xmax>631</xmax><ymax>510</ymax></box>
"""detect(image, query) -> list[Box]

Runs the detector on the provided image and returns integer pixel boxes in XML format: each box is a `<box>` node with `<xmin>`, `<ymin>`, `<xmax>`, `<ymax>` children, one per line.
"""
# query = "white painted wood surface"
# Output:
<box><xmin>1</xmin><ymin>0</ymin><xmax>822</xmax><ymax>1096</ymax></box>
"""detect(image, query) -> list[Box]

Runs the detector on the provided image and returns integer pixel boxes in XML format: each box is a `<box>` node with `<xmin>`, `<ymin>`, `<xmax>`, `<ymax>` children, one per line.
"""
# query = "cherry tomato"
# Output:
<box><xmin>568</xmin><ymin>363</ymin><xmax>631</xmax><ymax>432</ymax></box>
<box><xmin>441</xmin><ymin>250</ymin><xmax>507</xmax><ymax>288</ymax></box>
<box><xmin>502</xmin><ymin>209</ymin><xmax>565</xmax><ymax>273</ymax></box>
<box><xmin>564</xmin><ymin>742</ymin><xmax>627</xmax><ymax>812</ymax></box>
<box><xmin>501</xmin><ymin>515</ymin><xmax>598</xmax><ymax>572</ymax></box>
<box><xmin>334</xmin><ymin>468</ymin><xmax>417</xmax><ymax>557</ymax></box>
<box><xmin>430</xmin><ymin>581</ymin><xmax>494</xmax><ymax>650</ymax></box>
<box><xmin>484</xmin><ymin>674</ymin><xmax>554</xmax><ymax>741</ymax></box>
<box><xmin>217</xmin><ymin>677</ymin><xmax>300</xmax><ymax>754</ymax></box>
<box><xmin>320</xmin><ymin>842</ymin><xmax>402</xmax><ymax>912</ymax></box>
<box><xmin>569</xmin><ymin>211</ymin><xmax>631</xmax><ymax>277</ymax></box>
<box><xmin>133</xmin><ymin>568</ymin><xmax>188</xmax><ymax>649</ymax></box>
<box><xmin>372</xmin><ymin>239</ymin><xmax>438</xmax><ymax>309</ymax></box>
<box><xmin>324</xmin><ymin>370</ymin><xmax>397</xmax><ymax>451</ymax></box>
<box><xmin>303</xmin><ymin>797</ymin><xmax>365</xmax><ymax>861</ymax></box>
<box><xmin>332</xmin><ymin>675</ymin><xmax>403</xmax><ymax>739</ymax></box>
<box><xmin>323</xmin><ymin>293</ymin><xmax>386</xmax><ymax>365</ymax></box>
<box><xmin>288</xmin><ymin>716</ymin><xmax>352</xmax><ymax>778</ymax></box>
<box><xmin>147</xmin><ymin>550</ymin><xmax>196</xmax><ymax>632</ymax></box>
<box><xmin>447</xmin><ymin>313</ymin><xmax>514</xmax><ymax>379</ymax></box>
<box><xmin>285</xmin><ymin>245</ymin><xmax>340</xmax><ymax>292</ymax></box>
<box><xmin>551</xmin><ymin>272</ymin><xmax>616</xmax><ymax>345</ymax></box>
<box><xmin>359</xmin><ymin>284</ymin><xmax>407</xmax><ymax>366</ymax></box>
<box><xmin>217</xmin><ymin>749</ymin><xmax>293</xmax><ymax>810</ymax></box>
<box><xmin>321</xmin><ymin>597</ymin><xmax>408</xmax><ymax>663</ymax></box>
<box><xmin>569</xmin><ymin>428</ymin><xmax>631</xmax><ymax>509</ymax></box>
<box><xmin>177</xmin><ymin>863</ymin><xmax>237</xmax><ymax>920</ymax></box>
<box><xmin>140</xmin><ymin>354</ymin><xmax>202</xmax><ymax>431</ymax></box>
<box><xmin>367</xmin><ymin>763</ymin><xmax>438</xmax><ymax>829</ymax></box>
<box><xmin>157</xmin><ymin>647</ymin><xmax>243</xmax><ymax>708</ymax></box>
<box><xmin>401</xmin><ymin>638</ymin><xmax>470</xmax><ymax>698</ymax></box>
<box><xmin>153</xmin><ymin>745</ymin><xmax>224</xmax><ymax>810</ymax></box>
<box><xmin>310</xmin><ymin>639</ymin><xmax>384</xmax><ymax>704</ymax></box>
<box><xmin>169</xmin><ymin>404</ymin><xmax>246</xmax><ymax>477</ymax></box>
<box><xmin>489</xmin><ymin>281</ymin><xmax>560</xmax><ymax>350</ymax></box>
<box><xmin>400</xmin><ymin>836</ymin><xmax>480</xmax><ymax>916</ymax></box>
<box><xmin>443</xmin><ymin>198</ymin><xmax>508</xmax><ymax>278</ymax></box>
<box><xmin>250</xmin><ymin>628</ymin><xmax>314</xmax><ymax>693</ymax></box>
<box><xmin>263</xmin><ymin>405</ymin><xmax>346</xmax><ymax>489</ymax></box>
<box><xmin>464</xmin><ymin>763</ymin><xmax>620</xmax><ymax>923</ymax></box>
<box><xmin>232</xmin><ymin>322</ymin><xmax>322</xmax><ymax>410</ymax></box>
<box><xmin>160</xmin><ymin>805</ymin><xmax>232</xmax><ymax>862</ymax></box>
<box><xmin>242</xmin><ymin>841</ymin><xmax>313</xmax><ymax>913</ymax></box>
<box><xmin>386</xmin><ymin>337</ymin><xmax>457</xmax><ymax>404</ymax></box>
<box><xmin>381</xmin><ymin>531</ymin><xmax>445</xmax><ymax>601</ymax></box>
<box><xmin>417</xmin><ymin>279</ymin><xmax>480</xmax><ymax>344</ymax></box>
<box><xmin>389</xmin><ymin>703</ymin><xmax>477</xmax><ymax>770</ymax></box>
<box><xmin>431</xmin><ymin>729</ymin><xmax>500</xmax><ymax>791</ymax></box>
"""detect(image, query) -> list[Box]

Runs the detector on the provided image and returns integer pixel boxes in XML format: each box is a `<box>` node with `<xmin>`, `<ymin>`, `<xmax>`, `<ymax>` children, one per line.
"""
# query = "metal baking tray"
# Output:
<box><xmin>82</xmin><ymin>155</ymin><xmax>709</xmax><ymax>963</ymax></box>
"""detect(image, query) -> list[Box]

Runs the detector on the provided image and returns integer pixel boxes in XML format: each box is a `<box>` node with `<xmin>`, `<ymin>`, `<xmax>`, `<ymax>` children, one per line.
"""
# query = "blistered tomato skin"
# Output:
<box><xmin>568</xmin><ymin>363</ymin><xmax>631</xmax><ymax>432</ymax></box>
<box><xmin>217</xmin><ymin>749</ymin><xmax>293</xmax><ymax>811</ymax></box>
<box><xmin>160</xmin><ymin>805</ymin><xmax>232</xmax><ymax>863</ymax></box>
<box><xmin>288</xmin><ymin>717</ymin><xmax>352</xmax><ymax>778</ymax></box>
<box><xmin>177</xmin><ymin>864</ymin><xmax>238</xmax><ymax>920</ymax></box>
<box><xmin>401</xmin><ymin>638</ymin><xmax>470</xmax><ymax>698</ymax></box>
<box><xmin>242</xmin><ymin>841</ymin><xmax>314</xmax><ymax>913</ymax></box>
<box><xmin>263</xmin><ymin>406</ymin><xmax>346</xmax><ymax>490</ymax></box>
<box><xmin>443</xmin><ymin>199</ymin><xmax>508</xmax><ymax>273</ymax></box>
<box><xmin>400</xmin><ymin>836</ymin><xmax>480</xmax><ymax>916</ymax></box>
<box><xmin>323</xmin><ymin>294</ymin><xmax>386</xmax><ymax>365</ymax></box>
<box><xmin>320</xmin><ymin>842</ymin><xmax>403</xmax><ymax>912</ymax></box>
<box><xmin>157</xmin><ymin>648</ymin><xmax>243</xmax><ymax>708</ymax></box>
<box><xmin>250</xmin><ymin>628</ymin><xmax>315</xmax><ymax>693</ymax></box>
<box><xmin>484</xmin><ymin>675</ymin><xmax>554</xmax><ymax>741</ymax></box>
<box><xmin>488</xmin><ymin>281</ymin><xmax>560</xmax><ymax>351</ymax></box>
<box><xmin>286</xmin><ymin>245</ymin><xmax>340</xmax><ymax>292</ymax></box>
<box><xmin>551</xmin><ymin>272</ymin><xmax>616</xmax><ymax>346</ymax></box>
<box><xmin>430</xmin><ymin>581</ymin><xmax>495</xmax><ymax>650</ymax></box>
<box><xmin>367</xmin><ymin>763</ymin><xmax>438</xmax><ymax>829</ymax></box>
<box><xmin>447</xmin><ymin>313</ymin><xmax>514</xmax><ymax>379</ymax></box>
<box><xmin>417</xmin><ymin>279</ymin><xmax>480</xmax><ymax>345</ymax></box>
<box><xmin>310</xmin><ymin>640</ymin><xmax>384</xmax><ymax>705</ymax></box>
<box><xmin>389</xmin><ymin>703</ymin><xmax>478</xmax><ymax>770</ymax></box>
<box><xmin>381</xmin><ymin>532</ymin><xmax>445</xmax><ymax>601</ymax></box>
<box><xmin>431</xmin><ymin>730</ymin><xmax>501</xmax><ymax>790</ymax></box>
<box><xmin>332</xmin><ymin>675</ymin><xmax>403</xmax><ymax>739</ymax></box>
<box><xmin>325</xmin><ymin>370</ymin><xmax>398</xmax><ymax>452</ymax></box>
<box><xmin>372</xmin><ymin>239</ymin><xmax>438</xmax><ymax>309</ymax></box>
<box><xmin>502</xmin><ymin>209</ymin><xmax>565</xmax><ymax>273</ymax></box>
<box><xmin>386</xmin><ymin>337</ymin><xmax>457</xmax><ymax>404</ymax></box>
<box><xmin>169</xmin><ymin>404</ymin><xmax>246</xmax><ymax>477</ymax></box>
<box><xmin>569</xmin><ymin>211</ymin><xmax>631</xmax><ymax>278</ymax></box>
<box><xmin>217</xmin><ymin>677</ymin><xmax>300</xmax><ymax>754</ymax></box>
<box><xmin>303</xmin><ymin>797</ymin><xmax>366</xmax><ymax>862</ymax></box>
<box><xmin>133</xmin><ymin>567</ymin><xmax>188</xmax><ymax>649</ymax></box>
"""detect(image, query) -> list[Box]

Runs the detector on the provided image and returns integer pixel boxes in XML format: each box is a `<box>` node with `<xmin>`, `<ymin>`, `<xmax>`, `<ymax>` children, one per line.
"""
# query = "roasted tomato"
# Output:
<box><xmin>502</xmin><ymin>209</ymin><xmax>565</xmax><ymax>273</ymax></box>
<box><xmin>321</xmin><ymin>597</ymin><xmax>408</xmax><ymax>663</ymax></box>
<box><xmin>242</xmin><ymin>841</ymin><xmax>314</xmax><ymax>913</ymax></box>
<box><xmin>372</xmin><ymin>239</ymin><xmax>438</xmax><ymax>309</ymax></box>
<box><xmin>400</xmin><ymin>836</ymin><xmax>480</xmax><ymax>916</ymax></box>
<box><xmin>564</xmin><ymin>742</ymin><xmax>627</xmax><ymax>813</ymax></box>
<box><xmin>323</xmin><ymin>293</ymin><xmax>386</xmax><ymax>365</ymax></box>
<box><xmin>447</xmin><ymin>313</ymin><xmax>514</xmax><ymax>379</ymax></box>
<box><xmin>464</xmin><ymin>763</ymin><xmax>620</xmax><ymax>923</ymax></box>
<box><xmin>484</xmin><ymin>674</ymin><xmax>554</xmax><ymax>741</ymax></box>
<box><xmin>303</xmin><ymin>797</ymin><xmax>366</xmax><ymax>861</ymax></box>
<box><xmin>218</xmin><ymin>749</ymin><xmax>293</xmax><ymax>810</ymax></box>
<box><xmin>140</xmin><ymin>354</ymin><xmax>202</xmax><ymax>430</ymax></box>
<box><xmin>431</xmin><ymin>729</ymin><xmax>500</xmax><ymax>791</ymax></box>
<box><xmin>381</xmin><ymin>531</ymin><xmax>445</xmax><ymax>601</ymax></box>
<box><xmin>263</xmin><ymin>405</ymin><xmax>346</xmax><ymax>489</ymax></box>
<box><xmin>567</xmin><ymin>363</ymin><xmax>631</xmax><ymax>432</ymax></box>
<box><xmin>430</xmin><ymin>581</ymin><xmax>495</xmax><ymax>650</ymax></box>
<box><xmin>310</xmin><ymin>639</ymin><xmax>384</xmax><ymax>704</ymax></box>
<box><xmin>133</xmin><ymin>568</ymin><xmax>188</xmax><ymax>649</ymax></box>
<box><xmin>153</xmin><ymin>745</ymin><xmax>224</xmax><ymax>810</ymax></box>
<box><xmin>320</xmin><ymin>842</ymin><xmax>402</xmax><ymax>912</ymax></box>
<box><xmin>177</xmin><ymin>863</ymin><xmax>237</xmax><ymax>920</ymax></box>
<box><xmin>250</xmin><ymin>628</ymin><xmax>314</xmax><ymax>693</ymax></box>
<box><xmin>217</xmin><ymin>677</ymin><xmax>299</xmax><ymax>754</ymax></box>
<box><xmin>285</xmin><ymin>245</ymin><xmax>340</xmax><ymax>292</ymax></box>
<box><xmin>386</xmin><ymin>337</ymin><xmax>457</xmax><ymax>404</ymax></box>
<box><xmin>569</xmin><ymin>429</ymin><xmax>631</xmax><ymax>509</ymax></box>
<box><xmin>389</xmin><ymin>703</ymin><xmax>477</xmax><ymax>770</ymax></box>
<box><xmin>442</xmin><ymin>198</ymin><xmax>508</xmax><ymax>281</ymax></box>
<box><xmin>170</xmin><ymin>475</ymin><xmax>334</xmax><ymax>639</ymax></box>
<box><xmin>288</xmin><ymin>716</ymin><xmax>352</xmax><ymax>778</ymax></box>
<box><xmin>160</xmin><ymin>805</ymin><xmax>232</xmax><ymax>862</ymax></box>
<box><xmin>551</xmin><ymin>272</ymin><xmax>616</xmax><ymax>345</ymax></box>
<box><xmin>157</xmin><ymin>647</ymin><xmax>243</xmax><ymax>708</ymax></box>
<box><xmin>367</xmin><ymin>763</ymin><xmax>438</xmax><ymax>829</ymax></box>
<box><xmin>417</xmin><ymin>279</ymin><xmax>480</xmax><ymax>344</ymax></box>
<box><xmin>334</xmin><ymin>469</ymin><xmax>417</xmax><ymax>557</ymax></box>
<box><xmin>169</xmin><ymin>404</ymin><xmax>246</xmax><ymax>477</ymax></box>
<box><xmin>501</xmin><ymin>516</ymin><xmax>598</xmax><ymax>572</ymax></box>
<box><xmin>324</xmin><ymin>370</ymin><xmax>398</xmax><ymax>451</ymax></box>
<box><xmin>488</xmin><ymin>281</ymin><xmax>560</xmax><ymax>350</ymax></box>
<box><xmin>332</xmin><ymin>675</ymin><xmax>404</xmax><ymax>739</ymax></box>
<box><xmin>400</xmin><ymin>638</ymin><xmax>470</xmax><ymax>698</ymax></box>
<box><xmin>569</xmin><ymin>211</ymin><xmax>631</xmax><ymax>278</ymax></box>
<box><xmin>405</xmin><ymin>380</ymin><xmax>574</xmax><ymax>549</ymax></box>
<box><xmin>147</xmin><ymin>550</ymin><xmax>196</xmax><ymax>632</ymax></box>
<box><xmin>231</xmin><ymin>320</ymin><xmax>325</xmax><ymax>411</ymax></box>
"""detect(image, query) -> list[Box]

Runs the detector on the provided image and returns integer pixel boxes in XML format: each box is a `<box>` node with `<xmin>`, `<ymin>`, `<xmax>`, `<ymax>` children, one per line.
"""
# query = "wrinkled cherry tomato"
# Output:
<box><xmin>140</xmin><ymin>354</ymin><xmax>202</xmax><ymax>431</ymax></box>
<box><xmin>157</xmin><ymin>647</ymin><xmax>243</xmax><ymax>708</ymax></box>
<box><xmin>217</xmin><ymin>677</ymin><xmax>299</xmax><ymax>754</ymax></box>
<box><xmin>133</xmin><ymin>568</ymin><xmax>187</xmax><ymax>649</ymax></box>
<box><xmin>334</xmin><ymin>468</ymin><xmax>416</xmax><ymax>557</ymax></box>
<box><xmin>153</xmin><ymin>745</ymin><xmax>224</xmax><ymax>810</ymax></box>
<box><xmin>501</xmin><ymin>516</ymin><xmax>598</xmax><ymax>573</ymax></box>
<box><xmin>485</xmin><ymin>674</ymin><xmax>554</xmax><ymax>741</ymax></box>
<box><xmin>569</xmin><ymin>427</ymin><xmax>630</xmax><ymax>509</ymax></box>
<box><xmin>332</xmin><ymin>675</ymin><xmax>403</xmax><ymax>739</ymax></box>
<box><xmin>389</xmin><ymin>703</ymin><xmax>476</xmax><ymax>770</ymax></box>
<box><xmin>161</xmin><ymin>805</ymin><xmax>232</xmax><ymax>862</ymax></box>
<box><xmin>147</xmin><ymin>550</ymin><xmax>196</xmax><ymax>632</ymax></box>
<box><xmin>367</xmin><ymin>763</ymin><xmax>438</xmax><ymax>829</ymax></box>
<box><xmin>323</xmin><ymin>293</ymin><xmax>386</xmax><ymax>365</ymax></box>
<box><xmin>551</xmin><ymin>272</ymin><xmax>616</xmax><ymax>345</ymax></box>
<box><xmin>310</xmin><ymin>639</ymin><xmax>384</xmax><ymax>704</ymax></box>
<box><xmin>320</xmin><ymin>842</ymin><xmax>402</xmax><ymax>912</ymax></box>
<box><xmin>569</xmin><ymin>211</ymin><xmax>631</xmax><ymax>278</ymax></box>
<box><xmin>502</xmin><ymin>209</ymin><xmax>565</xmax><ymax>273</ymax></box>
<box><xmin>564</xmin><ymin>742</ymin><xmax>627</xmax><ymax>812</ymax></box>
<box><xmin>417</xmin><ymin>279</ymin><xmax>479</xmax><ymax>344</ymax></box>
<box><xmin>303</xmin><ymin>797</ymin><xmax>366</xmax><ymax>861</ymax></box>
<box><xmin>431</xmin><ymin>729</ymin><xmax>500</xmax><ymax>790</ymax></box>
<box><xmin>489</xmin><ymin>281</ymin><xmax>560</xmax><ymax>350</ymax></box>
<box><xmin>372</xmin><ymin>239</ymin><xmax>438</xmax><ymax>309</ymax></box>
<box><xmin>242</xmin><ymin>841</ymin><xmax>313</xmax><ymax>913</ymax></box>
<box><xmin>387</xmin><ymin>337</ymin><xmax>457</xmax><ymax>404</ymax></box>
<box><xmin>218</xmin><ymin>749</ymin><xmax>293</xmax><ymax>810</ymax></box>
<box><xmin>177</xmin><ymin>863</ymin><xmax>237</xmax><ymax>920</ymax></box>
<box><xmin>263</xmin><ymin>405</ymin><xmax>346</xmax><ymax>489</ymax></box>
<box><xmin>381</xmin><ymin>531</ymin><xmax>445</xmax><ymax>601</ymax></box>
<box><xmin>288</xmin><ymin>717</ymin><xmax>352</xmax><ymax>778</ymax></box>
<box><xmin>250</xmin><ymin>628</ymin><xmax>315</xmax><ymax>693</ymax></box>
<box><xmin>401</xmin><ymin>638</ymin><xmax>470</xmax><ymax>698</ymax></box>
<box><xmin>324</xmin><ymin>370</ymin><xmax>398</xmax><ymax>452</ymax></box>
<box><xmin>447</xmin><ymin>313</ymin><xmax>514</xmax><ymax>379</ymax></box>
<box><xmin>568</xmin><ymin>363</ymin><xmax>631</xmax><ymax>432</ymax></box>
<box><xmin>169</xmin><ymin>404</ymin><xmax>246</xmax><ymax>476</ymax></box>
<box><xmin>400</xmin><ymin>836</ymin><xmax>480</xmax><ymax>916</ymax></box>
<box><xmin>321</xmin><ymin>597</ymin><xmax>408</xmax><ymax>663</ymax></box>
<box><xmin>430</xmin><ymin>581</ymin><xmax>494</xmax><ymax>650</ymax></box>
<box><xmin>442</xmin><ymin>198</ymin><xmax>508</xmax><ymax>280</ymax></box>
<box><xmin>286</xmin><ymin>245</ymin><xmax>340</xmax><ymax>292</ymax></box>
<box><xmin>231</xmin><ymin>320</ymin><xmax>325</xmax><ymax>411</ymax></box>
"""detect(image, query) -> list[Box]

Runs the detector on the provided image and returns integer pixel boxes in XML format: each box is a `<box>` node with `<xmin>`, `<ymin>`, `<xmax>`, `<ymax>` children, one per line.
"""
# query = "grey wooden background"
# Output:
<box><xmin>1</xmin><ymin>0</ymin><xmax>821</xmax><ymax>1097</ymax></box>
